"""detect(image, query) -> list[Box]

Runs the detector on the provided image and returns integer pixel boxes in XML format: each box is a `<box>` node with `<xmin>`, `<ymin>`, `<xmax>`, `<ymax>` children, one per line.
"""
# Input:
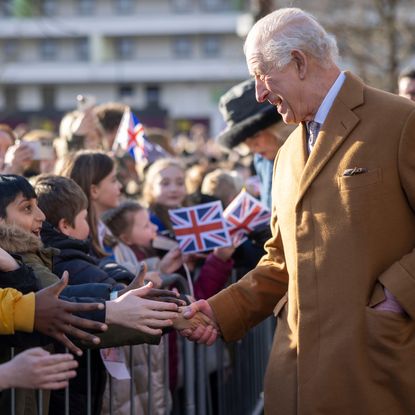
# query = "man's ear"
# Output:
<box><xmin>0</xmin><ymin>217</ymin><xmax>5</xmax><ymax>225</ymax></box>
<box><xmin>291</xmin><ymin>49</ymin><xmax>307</xmax><ymax>80</ymax></box>
<box><xmin>57</xmin><ymin>218</ymin><xmax>72</xmax><ymax>237</ymax></box>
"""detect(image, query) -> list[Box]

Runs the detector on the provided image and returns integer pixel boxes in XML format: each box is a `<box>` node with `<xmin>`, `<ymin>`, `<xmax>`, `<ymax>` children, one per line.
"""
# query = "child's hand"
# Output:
<box><xmin>0</xmin><ymin>247</ymin><xmax>19</xmax><ymax>272</ymax></box>
<box><xmin>213</xmin><ymin>245</ymin><xmax>236</xmax><ymax>262</ymax></box>
<box><xmin>34</xmin><ymin>271</ymin><xmax>107</xmax><ymax>356</ymax></box>
<box><xmin>105</xmin><ymin>282</ymin><xmax>180</xmax><ymax>336</ymax></box>
<box><xmin>182</xmin><ymin>252</ymin><xmax>207</xmax><ymax>272</ymax></box>
<box><xmin>144</xmin><ymin>271</ymin><xmax>162</xmax><ymax>288</ymax></box>
<box><xmin>159</xmin><ymin>247</ymin><xmax>183</xmax><ymax>274</ymax></box>
<box><xmin>0</xmin><ymin>347</ymin><xmax>78</xmax><ymax>390</ymax></box>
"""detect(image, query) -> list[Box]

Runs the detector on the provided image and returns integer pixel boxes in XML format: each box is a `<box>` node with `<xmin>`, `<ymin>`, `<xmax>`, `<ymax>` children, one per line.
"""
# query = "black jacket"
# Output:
<box><xmin>41</xmin><ymin>221</ymin><xmax>132</xmax><ymax>288</ymax></box>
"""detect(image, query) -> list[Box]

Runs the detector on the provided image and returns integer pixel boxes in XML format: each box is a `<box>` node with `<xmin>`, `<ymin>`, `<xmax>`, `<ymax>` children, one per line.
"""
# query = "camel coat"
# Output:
<box><xmin>209</xmin><ymin>72</ymin><xmax>415</xmax><ymax>415</ymax></box>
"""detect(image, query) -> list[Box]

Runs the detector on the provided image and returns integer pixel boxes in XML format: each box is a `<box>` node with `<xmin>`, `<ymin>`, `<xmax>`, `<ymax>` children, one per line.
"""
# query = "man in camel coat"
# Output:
<box><xmin>180</xmin><ymin>7</ymin><xmax>415</xmax><ymax>415</ymax></box>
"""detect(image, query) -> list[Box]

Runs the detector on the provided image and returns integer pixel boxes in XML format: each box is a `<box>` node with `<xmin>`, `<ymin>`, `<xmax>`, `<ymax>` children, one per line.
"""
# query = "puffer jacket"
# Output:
<box><xmin>101</xmin><ymin>339</ymin><xmax>170</xmax><ymax>415</ymax></box>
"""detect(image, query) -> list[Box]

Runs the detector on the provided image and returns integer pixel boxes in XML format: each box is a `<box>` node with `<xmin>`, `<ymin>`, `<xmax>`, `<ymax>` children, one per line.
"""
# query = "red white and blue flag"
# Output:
<box><xmin>224</xmin><ymin>190</ymin><xmax>271</xmax><ymax>240</ymax></box>
<box><xmin>169</xmin><ymin>201</ymin><xmax>231</xmax><ymax>254</ymax></box>
<box><xmin>112</xmin><ymin>108</ymin><xmax>166</xmax><ymax>162</ymax></box>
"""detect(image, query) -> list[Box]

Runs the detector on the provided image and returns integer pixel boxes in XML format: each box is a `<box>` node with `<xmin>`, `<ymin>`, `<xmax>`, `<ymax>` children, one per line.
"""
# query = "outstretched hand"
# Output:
<box><xmin>0</xmin><ymin>347</ymin><xmax>78</xmax><ymax>390</ymax></box>
<box><xmin>34</xmin><ymin>271</ymin><xmax>107</xmax><ymax>356</ymax></box>
<box><xmin>177</xmin><ymin>300</ymin><xmax>220</xmax><ymax>346</ymax></box>
<box><xmin>105</xmin><ymin>281</ymin><xmax>180</xmax><ymax>336</ymax></box>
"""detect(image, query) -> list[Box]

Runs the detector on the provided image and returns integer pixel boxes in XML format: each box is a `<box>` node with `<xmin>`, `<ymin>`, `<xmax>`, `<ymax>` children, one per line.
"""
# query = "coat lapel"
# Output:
<box><xmin>296</xmin><ymin>72</ymin><xmax>364</xmax><ymax>205</ymax></box>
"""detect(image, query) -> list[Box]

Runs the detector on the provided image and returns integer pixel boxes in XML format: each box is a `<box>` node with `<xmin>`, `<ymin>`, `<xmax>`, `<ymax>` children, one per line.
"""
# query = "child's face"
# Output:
<box><xmin>91</xmin><ymin>167</ymin><xmax>121</xmax><ymax>213</ymax></box>
<box><xmin>152</xmin><ymin>166</ymin><xmax>186</xmax><ymax>208</ymax></box>
<box><xmin>2</xmin><ymin>193</ymin><xmax>45</xmax><ymax>237</ymax></box>
<box><xmin>123</xmin><ymin>209</ymin><xmax>157</xmax><ymax>248</ymax></box>
<box><xmin>62</xmin><ymin>209</ymin><xmax>90</xmax><ymax>241</ymax></box>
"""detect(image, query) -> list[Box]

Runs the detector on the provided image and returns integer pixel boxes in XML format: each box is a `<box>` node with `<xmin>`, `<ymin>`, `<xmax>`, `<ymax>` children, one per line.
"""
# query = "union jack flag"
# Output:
<box><xmin>224</xmin><ymin>190</ymin><xmax>271</xmax><ymax>239</ymax></box>
<box><xmin>169</xmin><ymin>201</ymin><xmax>231</xmax><ymax>254</ymax></box>
<box><xmin>112</xmin><ymin>108</ymin><xmax>166</xmax><ymax>162</ymax></box>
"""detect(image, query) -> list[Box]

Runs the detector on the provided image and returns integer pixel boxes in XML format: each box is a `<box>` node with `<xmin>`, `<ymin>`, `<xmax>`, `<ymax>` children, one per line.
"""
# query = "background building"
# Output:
<box><xmin>0</xmin><ymin>0</ymin><xmax>251</xmax><ymax>136</ymax></box>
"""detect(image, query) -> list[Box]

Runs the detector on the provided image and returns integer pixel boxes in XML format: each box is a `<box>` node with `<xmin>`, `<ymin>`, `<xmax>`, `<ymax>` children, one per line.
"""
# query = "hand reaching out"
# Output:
<box><xmin>105</xmin><ymin>281</ymin><xmax>180</xmax><ymax>336</ymax></box>
<box><xmin>159</xmin><ymin>247</ymin><xmax>183</xmax><ymax>275</ymax></box>
<box><xmin>0</xmin><ymin>348</ymin><xmax>78</xmax><ymax>390</ymax></box>
<box><xmin>177</xmin><ymin>300</ymin><xmax>220</xmax><ymax>346</ymax></box>
<box><xmin>0</xmin><ymin>246</ymin><xmax>19</xmax><ymax>272</ymax></box>
<box><xmin>35</xmin><ymin>271</ymin><xmax>107</xmax><ymax>356</ymax></box>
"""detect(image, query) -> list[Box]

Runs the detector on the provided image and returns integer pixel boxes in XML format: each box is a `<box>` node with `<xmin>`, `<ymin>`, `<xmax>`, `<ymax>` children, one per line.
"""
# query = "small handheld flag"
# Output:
<box><xmin>223</xmin><ymin>189</ymin><xmax>271</xmax><ymax>240</ymax></box>
<box><xmin>112</xmin><ymin>108</ymin><xmax>166</xmax><ymax>163</ymax></box>
<box><xmin>169</xmin><ymin>201</ymin><xmax>231</xmax><ymax>254</ymax></box>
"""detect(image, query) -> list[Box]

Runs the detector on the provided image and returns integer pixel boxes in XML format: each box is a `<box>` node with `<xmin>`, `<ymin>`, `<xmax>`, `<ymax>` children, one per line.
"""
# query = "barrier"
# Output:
<box><xmin>3</xmin><ymin>279</ymin><xmax>275</xmax><ymax>414</ymax></box>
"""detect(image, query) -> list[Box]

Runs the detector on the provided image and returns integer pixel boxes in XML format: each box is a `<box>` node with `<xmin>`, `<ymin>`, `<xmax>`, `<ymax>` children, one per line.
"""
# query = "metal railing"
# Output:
<box><xmin>3</xmin><ymin>276</ymin><xmax>274</xmax><ymax>415</ymax></box>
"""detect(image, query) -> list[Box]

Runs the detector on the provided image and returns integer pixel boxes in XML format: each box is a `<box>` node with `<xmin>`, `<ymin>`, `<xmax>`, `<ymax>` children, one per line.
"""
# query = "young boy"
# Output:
<box><xmin>0</xmin><ymin>174</ymin><xmax>180</xmax><ymax>336</ymax></box>
<box><xmin>0</xmin><ymin>174</ymin><xmax>181</xmax><ymax>414</ymax></box>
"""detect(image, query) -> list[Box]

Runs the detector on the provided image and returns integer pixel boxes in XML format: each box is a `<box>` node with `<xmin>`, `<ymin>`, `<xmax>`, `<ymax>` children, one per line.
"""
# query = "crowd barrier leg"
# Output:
<box><xmin>183</xmin><ymin>339</ymin><xmax>196</xmax><ymax>415</ymax></box>
<box><xmin>196</xmin><ymin>344</ymin><xmax>206</xmax><ymax>415</ymax></box>
<box><xmin>147</xmin><ymin>345</ymin><xmax>152</xmax><ymax>415</ymax></box>
<box><xmin>129</xmin><ymin>345</ymin><xmax>135</xmax><ymax>415</ymax></box>
<box><xmin>87</xmin><ymin>349</ymin><xmax>92</xmax><ymax>415</ymax></box>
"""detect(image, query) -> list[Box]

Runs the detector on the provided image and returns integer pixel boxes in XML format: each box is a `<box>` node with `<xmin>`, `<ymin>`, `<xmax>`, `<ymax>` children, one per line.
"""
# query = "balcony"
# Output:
<box><xmin>0</xmin><ymin>58</ymin><xmax>249</xmax><ymax>84</ymax></box>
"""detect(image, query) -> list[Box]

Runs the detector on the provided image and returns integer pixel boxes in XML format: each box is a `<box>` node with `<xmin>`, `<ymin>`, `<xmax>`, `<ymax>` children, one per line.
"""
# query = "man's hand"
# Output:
<box><xmin>178</xmin><ymin>300</ymin><xmax>220</xmax><ymax>346</ymax></box>
<box><xmin>0</xmin><ymin>347</ymin><xmax>78</xmax><ymax>390</ymax></box>
<box><xmin>34</xmin><ymin>272</ymin><xmax>107</xmax><ymax>356</ymax></box>
<box><xmin>105</xmin><ymin>282</ymin><xmax>180</xmax><ymax>336</ymax></box>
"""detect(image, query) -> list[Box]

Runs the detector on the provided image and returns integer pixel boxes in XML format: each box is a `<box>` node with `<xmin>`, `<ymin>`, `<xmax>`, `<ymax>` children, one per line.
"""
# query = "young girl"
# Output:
<box><xmin>141</xmin><ymin>158</ymin><xmax>236</xmax><ymax>300</ymax></box>
<box><xmin>61</xmin><ymin>150</ymin><xmax>121</xmax><ymax>258</ymax></box>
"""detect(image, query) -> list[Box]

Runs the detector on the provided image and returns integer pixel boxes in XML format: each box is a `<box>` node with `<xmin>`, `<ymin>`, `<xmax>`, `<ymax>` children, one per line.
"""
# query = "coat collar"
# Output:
<box><xmin>295</xmin><ymin>71</ymin><xmax>364</xmax><ymax>205</ymax></box>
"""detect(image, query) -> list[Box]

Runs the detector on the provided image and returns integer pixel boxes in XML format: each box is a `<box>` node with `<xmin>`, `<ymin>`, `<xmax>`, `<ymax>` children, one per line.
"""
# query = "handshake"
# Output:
<box><xmin>173</xmin><ymin>300</ymin><xmax>220</xmax><ymax>346</ymax></box>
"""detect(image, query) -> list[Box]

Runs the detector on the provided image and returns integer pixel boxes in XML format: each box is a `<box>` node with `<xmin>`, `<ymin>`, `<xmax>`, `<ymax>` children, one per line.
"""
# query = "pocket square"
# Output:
<box><xmin>342</xmin><ymin>167</ymin><xmax>368</xmax><ymax>176</ymax></box>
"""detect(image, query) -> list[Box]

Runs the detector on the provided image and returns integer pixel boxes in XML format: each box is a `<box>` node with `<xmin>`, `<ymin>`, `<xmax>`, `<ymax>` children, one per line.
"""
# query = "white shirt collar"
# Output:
<box><xmin>313</xmin><ymin>71</ymin><xmax>346</xmax><ymax>125</ymax></box>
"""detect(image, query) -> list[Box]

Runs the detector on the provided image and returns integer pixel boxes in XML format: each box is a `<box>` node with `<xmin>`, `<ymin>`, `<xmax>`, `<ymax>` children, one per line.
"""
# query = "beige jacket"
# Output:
<box><xmin>209</xmin><ymin>72</ymin><xmax>415</xmax><ymax>415</ymax></box>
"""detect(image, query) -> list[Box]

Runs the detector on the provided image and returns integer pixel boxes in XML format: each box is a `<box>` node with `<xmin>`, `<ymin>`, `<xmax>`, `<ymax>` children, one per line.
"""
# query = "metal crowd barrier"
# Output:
<box><xmin>4</xmin><ymin>278</ymin><xmax>274</xmax><ymax>414</ymax></box>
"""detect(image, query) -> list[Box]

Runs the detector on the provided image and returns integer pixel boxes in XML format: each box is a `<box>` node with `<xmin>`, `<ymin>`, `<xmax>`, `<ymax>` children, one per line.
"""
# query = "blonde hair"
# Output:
<box><xmin>142</xmin><ymin>158</ymin><xmax>186</xmax><ymax>206</ymax></box>
<box><xmin>201</xmin><ymin>169</ymin><xmax>242</xmax><ymax>208</ymax></box>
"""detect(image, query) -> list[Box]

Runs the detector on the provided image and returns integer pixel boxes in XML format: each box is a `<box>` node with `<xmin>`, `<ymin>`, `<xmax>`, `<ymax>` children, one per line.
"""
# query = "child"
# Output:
<box><xmin>0</xmin><ymin>175</ymin><xmax>181</xmax><ymax>415</ymax></box>
<box><xmin>32</xmin><ymin>174</ymin><xmax>183</xmax><ymax>415</ymax></box>
<box><xmin>61</xmin><ymin>150</ymin><xmax>121</xmax><ymax>258</ymax></box>
<box><xmin>141</xmin><ymin>158</ymin><xmax>235</xmax><ymax>300</ymax></box>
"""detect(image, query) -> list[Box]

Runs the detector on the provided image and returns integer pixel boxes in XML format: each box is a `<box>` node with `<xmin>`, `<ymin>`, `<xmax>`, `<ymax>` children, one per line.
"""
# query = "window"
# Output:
<box><xmin>173</xmin><ymin>37</ymin><xmax>192</xmax><ymax>58</ymax></box>
<box><xmin>203</xmin><ymin>35</ymin><xmax>220</xmax><ymax>57</ymax></box>
<box><xmin>171</xmin><ymin>0</ymin><xmax>193</xmax><ymax>13</ymax></box>
<box><xmin>146</xmin><ymin>86</ymin><xmax>160</xmax><ymax>107</ymax></box>
<box><xmin>40</xmin><ymin>0</ymin><xmax>57</xmax><ymax>16</ymax></box>
<box><xmin>40</xmin><ymin>39</ymin><xmax>58</xmax><ymax>60</ymax></box>
<box><xmin>3</xmin><ymin>40</ymin><xmax>18</xmax><ymax>62</ymax></box>
<box><xmin>78</xmin><ymin>0</ymin><xmax>95</xmax><ymax>15</ymax></box>
<box><xmin>4</xmin><ymin>86</ymin><xmax>17</xmax><ymax>111</ymax></box>
<box><xmin>118</xmin><ymin>85</ymin><xmax>134</xmax><ymax>99</ymax></box>
<box><xmin>75</xmin><ymin>38</ymin><xmax>89</xmax><ymax>61</ymax></box>
<box><xmin>113</xmin><ymin>0</ymin><xmax>134</xmax><ymax>14</ymax></box>
<box><xmin>42</xmin><ymin>85</ymin><xmax>55</xmax><ymax>109</ymax></box>
<box><xmin>200</xmin><ymin>0</ymin><xmax>231</xmax><ymax>11</ymax></box>
<box><xmin>115</xmin><ymin>38</ymin><xmax>135</xmax><ymax>60</ymax></box>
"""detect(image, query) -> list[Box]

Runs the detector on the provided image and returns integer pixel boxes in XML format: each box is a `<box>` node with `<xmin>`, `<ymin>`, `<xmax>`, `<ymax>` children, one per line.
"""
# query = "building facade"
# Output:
<box><xmin>0</xmin><ymin>0</ymin><xmax>250</xmax><ymax>136</ymax></box>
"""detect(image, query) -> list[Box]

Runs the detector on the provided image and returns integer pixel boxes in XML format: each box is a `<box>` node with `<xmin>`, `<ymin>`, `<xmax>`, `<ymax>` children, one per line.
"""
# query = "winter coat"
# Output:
<box><xmin>40</xmin><ymin>221</ymin><xmax>127</xmax><ymax>288</ymax></box>
<box><xmin>209</xmin><ymin>72</ymin><xmax>415</xmax><ymax>414</ymax></box>
<box><xmin>101</xmin><ymin>339</ymin><xmax>170</xmax><ymax>415</ymax></box>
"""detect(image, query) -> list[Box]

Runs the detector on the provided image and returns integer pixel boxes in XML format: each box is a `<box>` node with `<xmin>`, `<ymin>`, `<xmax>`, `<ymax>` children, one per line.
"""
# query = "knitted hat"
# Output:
<box><xmin>217</xmin><ymin>78</ymin><xmax>281</xmax><ymax>149</ymax></box>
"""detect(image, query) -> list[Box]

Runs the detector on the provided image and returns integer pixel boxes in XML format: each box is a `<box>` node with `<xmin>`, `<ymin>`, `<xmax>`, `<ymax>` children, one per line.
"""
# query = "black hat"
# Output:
<box><xmin>217</xmin><ymin>78</ymin><xmax>281</xmax><ymax>149</ymax></box>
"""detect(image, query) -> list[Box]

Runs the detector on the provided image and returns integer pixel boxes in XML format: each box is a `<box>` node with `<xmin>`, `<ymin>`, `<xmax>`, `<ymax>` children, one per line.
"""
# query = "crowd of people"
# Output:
<box><xmin>0</xmin><ymin>26</ymin><xmax>292</xmax><ymax>413</ymax></box>
<box><xmin>1</xmin><ymin>5</ymin><xmax>415</xmax><ymax>415</ymax></box>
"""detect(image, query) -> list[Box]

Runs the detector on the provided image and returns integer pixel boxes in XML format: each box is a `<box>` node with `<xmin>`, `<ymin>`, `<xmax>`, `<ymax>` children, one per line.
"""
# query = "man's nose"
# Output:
<box><xmin>255</xmin><ymin>80</ymin><xmax>268</xmax><ymax>103</ymax></box>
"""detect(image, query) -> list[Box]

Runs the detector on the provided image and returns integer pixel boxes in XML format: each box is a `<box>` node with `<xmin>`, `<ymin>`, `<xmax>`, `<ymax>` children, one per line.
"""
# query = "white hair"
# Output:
<box><xmin>244</xmin><ymin>8</ymin><xmax>339</xmax><ymax>70</ymax></box>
